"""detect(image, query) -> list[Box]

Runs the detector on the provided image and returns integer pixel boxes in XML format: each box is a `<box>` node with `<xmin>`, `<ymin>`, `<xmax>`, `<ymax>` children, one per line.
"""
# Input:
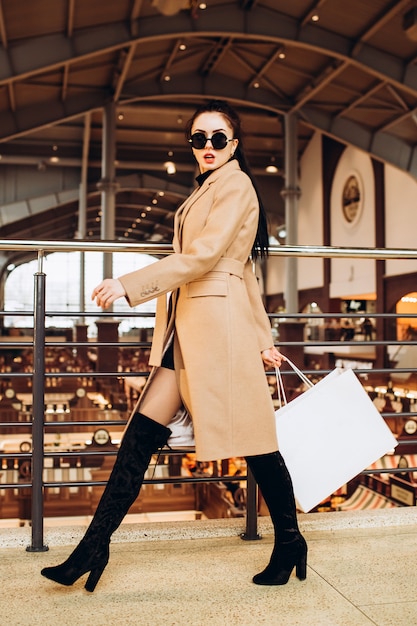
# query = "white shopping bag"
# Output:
<box><xmin>275</xmin><ymin>361</ymin><xmax>398</xmax><ymax>512</ymax></box>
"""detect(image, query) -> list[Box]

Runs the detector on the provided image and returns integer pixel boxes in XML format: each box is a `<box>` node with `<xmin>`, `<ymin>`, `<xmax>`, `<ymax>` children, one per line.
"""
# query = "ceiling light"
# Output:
<box><xmin>311</xmin><ymin>14</ymin><xmax>319</xmax><ymax>22</ymax></box>
<box><xmin>266</xmin><ymin>164</ymin><xmax>278</xmax><ymax>173</ymax></box>
<box><xmin>148</xmin><ymin>233</ymin><xmax>164</xmax><ymax>242</ymax></box>
<box><xmin>179</xmin><ymin>43</ymin><xmax>186</xmax><ymax>51</ymax></box>
<box><xmin>253</xmin><ymin>82</ymin><xmax>260</xmax><ymax>89</ymax></box>
<box><xmin>118</xmin><ymin>112</ymin><xmax>124</xmax><ymax>120</ymax></box>
<box><xmin>199</xmin><ymin>2</ymin><xmax>207</xmax><ymax>8</ymax></box>
<box><xmin>266</xmin><ymin>157</ymin><xmax>278</xmax><ymax>174</ymax></box>
<box><xmin>164</xmin><ymin>161</ymin><xmax>176</xmax><ymax>175</ymax></box>
<box><xmin>278</xmin><ymin>50</ymin><xmax>286</xmax><ymax>59</ymax></box>
<box><xmin>50</xmin><ymin>156</ymin><xmax>60</xmax><ymax>163</ymax></box>
<box><xmin>164</xmin><ymin>75</ymin><xmax>171</xmax><ymax>81</ymax></box>
<box><xmin>152</xmin><ymin>0</ymin><xmax>189</xmax><ymax>16</ymax></box>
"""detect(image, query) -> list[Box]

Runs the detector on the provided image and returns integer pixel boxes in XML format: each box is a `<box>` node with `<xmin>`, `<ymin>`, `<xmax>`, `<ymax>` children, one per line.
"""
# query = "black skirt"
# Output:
<box><xmin>161</xmin><ymin>338</ymin><xmax>174</xmax><ymax>370</ymax></box>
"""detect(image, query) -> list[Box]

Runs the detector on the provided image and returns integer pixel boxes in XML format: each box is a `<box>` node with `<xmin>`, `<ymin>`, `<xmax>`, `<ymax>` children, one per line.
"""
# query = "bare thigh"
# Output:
<box><xmin>139</xmin><ymin>366</ymin><xmax>182</xmax><ymax>426</ymax></box>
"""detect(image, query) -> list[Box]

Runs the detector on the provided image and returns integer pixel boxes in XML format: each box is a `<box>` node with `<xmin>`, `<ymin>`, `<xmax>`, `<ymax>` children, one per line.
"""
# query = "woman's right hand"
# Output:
<box><xmin>91</xmin><ymin>278</ymin><xmax>126</xmax><ymax>309</ymax></box>
<box><xmin>261</xmin><ymin>347</ymin><xmax>285</xmax><ymax>369</ymax></box>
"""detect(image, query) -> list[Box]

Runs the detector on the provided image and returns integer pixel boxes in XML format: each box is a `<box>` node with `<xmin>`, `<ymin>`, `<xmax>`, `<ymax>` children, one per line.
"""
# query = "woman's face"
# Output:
<box><xmin>190</xmin><ymin>111</ymin><xmax>238</xmax><ymax>174</ymax></box>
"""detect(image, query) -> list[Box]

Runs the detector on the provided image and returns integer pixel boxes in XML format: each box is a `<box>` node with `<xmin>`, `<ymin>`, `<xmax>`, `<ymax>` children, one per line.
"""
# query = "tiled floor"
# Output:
<box><xmin>1</xmin><ymin>508</ymin><xmax>417</xmax><ymax>626</ymax></box>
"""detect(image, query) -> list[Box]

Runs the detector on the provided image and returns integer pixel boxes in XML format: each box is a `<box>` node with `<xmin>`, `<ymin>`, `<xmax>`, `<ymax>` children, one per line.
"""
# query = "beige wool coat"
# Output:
<box><xmin>119</xmin><ymin>159</ymin><xmax>279</xmax><ymax>461</ymax></box>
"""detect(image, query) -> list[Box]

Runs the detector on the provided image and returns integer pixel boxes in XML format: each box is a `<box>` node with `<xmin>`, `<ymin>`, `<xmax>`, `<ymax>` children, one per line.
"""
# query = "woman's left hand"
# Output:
<box><xmin>261</xmin><ymin>347</ymin><xmax>285</xmax><ymax>369</ymax></box>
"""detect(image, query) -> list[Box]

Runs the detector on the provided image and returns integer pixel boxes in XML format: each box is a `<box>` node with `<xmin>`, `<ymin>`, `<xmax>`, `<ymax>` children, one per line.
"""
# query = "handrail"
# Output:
<box><xmin>0</xmin><ymin>239</ymin><xmax>416</xmax><ymax>259</ymax></box>
<box><xmin>269</xmin><ymin>244</ymin><xmax>417</xmax><ymax>259</ymax></box>
<box><xmin>0</xmin><ymin>240</ymin><xmax>174</xmax><ymax>254</ymax></box>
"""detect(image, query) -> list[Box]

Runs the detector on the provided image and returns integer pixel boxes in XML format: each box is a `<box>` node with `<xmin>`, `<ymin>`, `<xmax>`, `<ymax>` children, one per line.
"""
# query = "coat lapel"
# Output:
<box><xmin>173</xmin><ymin>184</ymin><xmax>207</xmax><ymax>250</ymax></box>
<box><xmin>173</xmin><ymin>160</ymin><xmax>240</xmax><ymax>251</ymax></box>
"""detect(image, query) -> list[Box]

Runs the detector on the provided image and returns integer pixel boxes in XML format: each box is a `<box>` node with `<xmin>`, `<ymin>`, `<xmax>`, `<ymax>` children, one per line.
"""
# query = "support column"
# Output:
<box><xmin>96</xmin><ymin>320</ymin><xmax>120</xmax><ymax>373</ymax></box>
<box><xmin>97</xmin><ymin>101</ymin><xmax>119</xmax><ymax>281</ymax></box>
<box><xmin>281</xmin><ymin>113</ymin><xmax>301</xmax><ymax>314</ymax></box>
<box><xmin>77</xmin><ymin>112</ymin><xmax>91</xmax><ymax>325</ymax></box>
<box><xmin>96</xmin><ymin>102</ymin><xmax>120</xmax><ymax>371</ymax></box>
<box><xmin>74</xmin><ymin>323</ymin><xmax>88</xmax><ymax>367</ymax></box>
<box><xmin>279</xmin><ymin>321</ymin><xmax>306</xmax><ymax>387</ymax></box>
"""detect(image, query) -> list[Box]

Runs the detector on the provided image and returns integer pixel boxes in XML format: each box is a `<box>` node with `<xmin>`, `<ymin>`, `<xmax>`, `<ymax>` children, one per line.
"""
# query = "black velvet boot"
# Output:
<box><xmin>41</xmin><ymin>412</ymin><xmax>171</xmax><ymax>591</ymax></box>
<box><xmin>245</xmin><ymin>451</ymin><xmax>307</xmax><ymax>585</ymax></box>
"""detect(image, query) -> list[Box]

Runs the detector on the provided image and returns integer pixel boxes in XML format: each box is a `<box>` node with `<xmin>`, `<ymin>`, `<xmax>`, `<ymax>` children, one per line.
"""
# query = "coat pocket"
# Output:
<box><xmin>186</xmin><ymin>277</ymin><xmax>227</xmax><ymax>297</ymax></box>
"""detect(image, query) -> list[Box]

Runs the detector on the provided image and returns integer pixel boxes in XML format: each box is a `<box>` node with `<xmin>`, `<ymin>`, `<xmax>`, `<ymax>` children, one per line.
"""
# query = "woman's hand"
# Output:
<box><xmin>261</xmin><ymin>347</ymin><xmax>286</xmax><ymax>369</ymax></box>
<box><xmin>91</xmin><ymin>279</ymin><xmax>126</xmax><ymax>309</ymax></box>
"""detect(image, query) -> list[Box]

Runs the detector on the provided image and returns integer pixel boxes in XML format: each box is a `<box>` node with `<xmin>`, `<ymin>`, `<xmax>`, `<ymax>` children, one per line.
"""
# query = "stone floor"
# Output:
<box><xmin>1</xmin><ymin>507</ymin><xmax>417</xmax><ymax>626</ymax></box>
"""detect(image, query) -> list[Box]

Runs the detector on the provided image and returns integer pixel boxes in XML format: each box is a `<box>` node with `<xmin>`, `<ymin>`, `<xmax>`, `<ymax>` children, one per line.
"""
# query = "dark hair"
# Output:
<box><xmin>186</xmin><ymin>100</ymin><xmax>269</xmax><ymax>260</ymax></box>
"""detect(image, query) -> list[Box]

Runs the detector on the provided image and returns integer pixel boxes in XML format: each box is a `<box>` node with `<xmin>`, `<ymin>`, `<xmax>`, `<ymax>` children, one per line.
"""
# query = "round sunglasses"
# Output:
<box><xmin>189</xmin><ymin>132</ymin><xmax>234</xmax><ymax>150</ymax></box>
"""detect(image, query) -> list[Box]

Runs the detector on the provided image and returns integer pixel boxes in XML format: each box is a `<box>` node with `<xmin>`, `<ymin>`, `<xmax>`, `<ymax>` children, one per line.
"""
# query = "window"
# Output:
<box><xmin>4</xmin><ymin>251</ymin><xmax>157</xmax><ymax>336</ymax></box>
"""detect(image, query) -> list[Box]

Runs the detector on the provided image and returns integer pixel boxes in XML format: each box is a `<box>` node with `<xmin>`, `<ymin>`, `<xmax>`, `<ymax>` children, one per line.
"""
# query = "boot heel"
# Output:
<box><xmin>85</xmin><ymin>563</ymin><xmax>106</xmax><ymax>592</ymax></box>
<box><xmin>296</xmin><ymin>553</ymin><xmax>307</xmax><ymax>581</ymax></box>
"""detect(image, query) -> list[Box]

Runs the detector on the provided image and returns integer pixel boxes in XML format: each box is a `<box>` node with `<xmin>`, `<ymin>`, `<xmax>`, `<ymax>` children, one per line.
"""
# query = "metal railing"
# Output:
<box><xmin>0</xmin><ymin>239</ymin><xmax>417</xmax><ymax>551</ymax></box>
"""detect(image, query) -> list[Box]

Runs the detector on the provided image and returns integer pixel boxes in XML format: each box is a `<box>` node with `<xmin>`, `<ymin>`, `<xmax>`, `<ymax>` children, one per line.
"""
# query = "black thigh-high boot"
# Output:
<box><xmin>41</xmin><ymin>412</ymin><xmax>171</xmax><ymax>592</ymax></box>
<box><xmin>245</xmin><ymin>451</ymin><xmax>307</xmax><ymax>585</ymax></box>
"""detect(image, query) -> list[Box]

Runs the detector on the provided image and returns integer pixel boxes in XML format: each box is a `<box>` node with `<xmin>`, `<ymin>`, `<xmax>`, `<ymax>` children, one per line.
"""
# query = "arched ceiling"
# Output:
<box><xmin>1</xmin><ymin>0</ymin><xmax>417</xmax><ymax>266</ymax></box>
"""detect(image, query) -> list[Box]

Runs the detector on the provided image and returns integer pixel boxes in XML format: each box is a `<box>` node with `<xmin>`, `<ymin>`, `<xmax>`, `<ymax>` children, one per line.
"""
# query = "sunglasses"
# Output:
<box><xmin>189</xmin><ymin>132</ymin><xmax>234</xmax><ymax>150</ymax></box>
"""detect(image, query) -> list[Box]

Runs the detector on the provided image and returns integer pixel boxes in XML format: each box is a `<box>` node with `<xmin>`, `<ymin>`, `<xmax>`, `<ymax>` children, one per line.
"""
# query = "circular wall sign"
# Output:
<box><xmin>341</xmin><ymin>173</ymin><xmax>363</xmax><ymax>225</ymax></box>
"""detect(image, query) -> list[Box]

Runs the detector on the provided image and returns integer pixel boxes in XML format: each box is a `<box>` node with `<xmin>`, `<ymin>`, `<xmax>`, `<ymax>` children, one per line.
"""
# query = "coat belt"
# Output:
<box><xmin>206</xmin><ymin>257</ymin><xmax>244</xmax><ymax>278</ymax></box>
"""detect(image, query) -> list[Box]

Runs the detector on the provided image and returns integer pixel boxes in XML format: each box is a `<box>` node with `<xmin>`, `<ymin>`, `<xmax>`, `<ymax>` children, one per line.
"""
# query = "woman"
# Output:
<box><xmin>41</xmin><ymin>100</ymin><xmax>307</xmax><ymax>592</ymax></box>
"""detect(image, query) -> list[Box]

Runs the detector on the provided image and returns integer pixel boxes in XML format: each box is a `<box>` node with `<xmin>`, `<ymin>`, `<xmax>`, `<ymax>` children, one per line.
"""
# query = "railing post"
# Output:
<box><xmin>26</xmin><ymin>255</ymin><xmax>48</xmax><ymax>552</ymax></box>
<box><xmin>241</xmin><ymin>467</ymin><xmax>261</xmax><ymax>541</ymax></box>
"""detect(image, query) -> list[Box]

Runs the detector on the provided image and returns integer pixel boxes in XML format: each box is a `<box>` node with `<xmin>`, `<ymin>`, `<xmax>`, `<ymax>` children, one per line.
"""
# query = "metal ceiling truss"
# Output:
<box><xmin>2</xmin><ymin>0</ymin><xmax>417</xmax><ymax>263</ymax></box>
<box><xmin>0</xmin><ymin>7</ymin><xmax>414</xmax><ymax>101</ymax></box>
<box><xmin>1</xmin><ymin>5</ymin><xmax>417</xmax><ymax>176</ymax></box>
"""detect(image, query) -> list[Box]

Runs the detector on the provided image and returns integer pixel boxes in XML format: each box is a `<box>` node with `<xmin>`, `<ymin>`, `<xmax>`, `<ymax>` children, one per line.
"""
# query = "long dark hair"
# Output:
<box><xmin>185</xmin><ymin>100</ymin><xmax>269</xmax><ymax>260</ymax></box>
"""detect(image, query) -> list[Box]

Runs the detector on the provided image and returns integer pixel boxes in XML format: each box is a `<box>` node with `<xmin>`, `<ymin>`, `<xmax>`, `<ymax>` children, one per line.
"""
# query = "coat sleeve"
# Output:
<box><xmin>243</xmin><ymin>261</ymin><xmax>275</xmax><ymax>353</ymax></box>
<box><xmin>118</xmin><ymin>169</ymin><xmax>258</xmax><ymax>307</ymax></box>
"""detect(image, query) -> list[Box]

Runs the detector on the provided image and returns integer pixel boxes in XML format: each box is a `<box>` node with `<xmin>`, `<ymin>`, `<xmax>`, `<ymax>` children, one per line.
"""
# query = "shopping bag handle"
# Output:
<box><xmin>283</xmin><ymin>357</ymin><xmax>314</xmax><ymax>388</ymax></box>
<box><xmin>275</xmin><ymin>357</ymin><xmax>314</xmax><ymax>408</ymax></box>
